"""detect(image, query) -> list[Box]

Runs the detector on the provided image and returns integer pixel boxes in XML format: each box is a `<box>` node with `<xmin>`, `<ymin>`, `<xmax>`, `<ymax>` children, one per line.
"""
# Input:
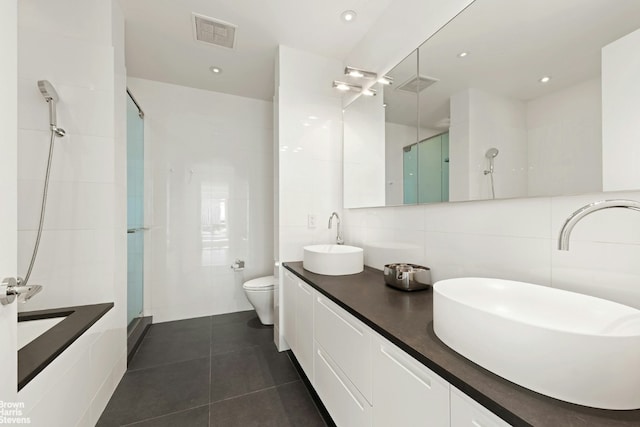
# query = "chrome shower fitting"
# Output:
<box><xmin>19</xmin><ymin>80</ymin><xmax>66</xmax><ymax>299</ymax></box>
<box><xmin>38</xmin><ymin>80</ymin><xmax>66</xmax><ymax>137</ymax></box>
<box><xmin>483</xmin><ymin>148</ymin><xmax>499</xmax><ymax>199</ymax></box>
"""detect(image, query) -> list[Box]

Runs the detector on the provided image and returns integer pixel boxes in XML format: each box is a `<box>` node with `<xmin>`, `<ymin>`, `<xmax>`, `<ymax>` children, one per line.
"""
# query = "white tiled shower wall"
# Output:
<box><xmin>127</xmin><ymin>77</ymin><xmax>274</xmax><ymax>323</ymax></box>
<box><xmin>15</xmin><ymin>0</ymin><xmax>127</xmax><ymax>425</ymax></box>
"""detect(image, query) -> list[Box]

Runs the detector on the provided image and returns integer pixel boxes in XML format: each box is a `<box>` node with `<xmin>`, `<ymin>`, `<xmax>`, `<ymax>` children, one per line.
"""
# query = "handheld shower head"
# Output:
<box><xmin>485</xmin><ymin>148</ymin><xmax>499</xmax><ymax>159</ymax></box>
<box><xmin>37</xmin><ymin>80</ymin><xmax>65</xmax><ymax>137</ymax></box>
<box><xmin>38</xmin><ymin>80</ymin><xmax>59</xmax><ymax>103</ymax></box>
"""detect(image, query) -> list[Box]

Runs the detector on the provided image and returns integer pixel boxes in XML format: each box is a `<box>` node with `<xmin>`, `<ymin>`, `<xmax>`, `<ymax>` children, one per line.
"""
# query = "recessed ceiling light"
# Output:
<box><xmin>308</xmin><ymin>115</ymin><xmax>318</xmax><ymax>120</ymax></box>
<box><xmin>539</xmin><ymin>76</ymin><xmax>551</xmax><ymax>83</ymax></box>
<box><xmin>210</xmin><ymin>66</ymin><xmax>222</xmax><ymax>74</ymax></box>
<box><xmin>341</xmin><ymin>10</ymin><xmax>357</xmax><ymax>22</ymax></box>
<box><xmin>457</xmin><ymin>52</ymin><xmax>468</xmax><ymax>58</ymax></box>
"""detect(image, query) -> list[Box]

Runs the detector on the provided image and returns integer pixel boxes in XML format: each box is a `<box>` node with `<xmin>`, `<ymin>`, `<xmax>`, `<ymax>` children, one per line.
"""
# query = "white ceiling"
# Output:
<box><xmin>119</xmin><ymin>0</ymin><xmax>394</xmax><ymax>101</ymax></box>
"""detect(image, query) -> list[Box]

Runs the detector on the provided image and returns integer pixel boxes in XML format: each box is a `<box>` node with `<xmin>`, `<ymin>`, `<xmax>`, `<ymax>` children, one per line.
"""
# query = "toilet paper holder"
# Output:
<box><xmin>230</xmin><ymin>259</ymin><xmax>245</xmax><ymax>271</ymax></box>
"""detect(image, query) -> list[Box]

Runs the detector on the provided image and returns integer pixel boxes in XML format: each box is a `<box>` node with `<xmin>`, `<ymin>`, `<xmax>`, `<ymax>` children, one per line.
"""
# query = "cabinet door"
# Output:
<box><xmin>314</xmin><ymin>294</ymin><xmax>372</xmax><ymax>403</ymax></box>
<box><xmin>450</xmin><ymin>386</ymin><xmax>511</xmax><ymax>427</ymax></box>
<box><xmin>314</xmin><ymin>343</ymin><xmax>372</xmax><ymax>427</ymax></box>
<box><xmin>282</xmin><ymin>270</ymin><xmax>297</xmax><ymax>351</ymax></box>
<box><xmin>373</xmin><ymin>336</ymin><xmax>450</xmax><ymax>427</ymax></box>
<box><xmin>295</xmin><ymin>280</ymin><xmax>314</xmax><ymax>381</ymax></box>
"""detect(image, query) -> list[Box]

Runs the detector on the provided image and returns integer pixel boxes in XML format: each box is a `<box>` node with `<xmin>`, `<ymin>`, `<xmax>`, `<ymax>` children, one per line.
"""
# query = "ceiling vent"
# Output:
<box><xmin>397</xmin><ymin>75</ymin><xmax>439</xmax><ymax>93</ymax></box>
<box><xmin>192</xmin><ymin>13</ymin><xmax>237</xmax><ymax>49</ymax></box>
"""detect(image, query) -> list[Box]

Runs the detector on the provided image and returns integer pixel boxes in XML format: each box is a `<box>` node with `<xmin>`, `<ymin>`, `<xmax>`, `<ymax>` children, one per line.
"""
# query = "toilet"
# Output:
<box><xmin>243</xmin><ymin>276</ymin><xmax>275</xmax><ymax>325</ymax></box>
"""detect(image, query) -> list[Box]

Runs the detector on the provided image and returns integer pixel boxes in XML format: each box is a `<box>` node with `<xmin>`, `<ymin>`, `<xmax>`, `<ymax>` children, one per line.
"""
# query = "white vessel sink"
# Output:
<box><xmin>433</xmin><ymin>277</ymin><xmax>640</xmax><ymax>410</ymax></box>
<box><xmin>303</xmin><ymin>245</ymin><xmax>364</xmax><ymax>276</ymax></box>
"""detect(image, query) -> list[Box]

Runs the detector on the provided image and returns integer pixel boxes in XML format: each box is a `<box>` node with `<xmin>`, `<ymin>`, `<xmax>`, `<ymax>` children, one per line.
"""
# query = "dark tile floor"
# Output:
<box><xmin>98</xmin><ymin>310</ymin><xmax>327</xmax><ymax>427</ymax></box>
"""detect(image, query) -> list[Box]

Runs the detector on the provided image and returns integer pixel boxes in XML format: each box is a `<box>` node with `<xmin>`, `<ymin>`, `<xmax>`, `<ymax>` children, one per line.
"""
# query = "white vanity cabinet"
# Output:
<box><xmin>314</xmin><ymin>343</ymin><xmax>373</xmax><ymax>427</ymax></box>
<box><xmin>450</xmin><ymin>386</ymin><xmax>511</xmax><ymax>427</ymax></box>
<box><xmin>295</xmin><ymin>279</ymin><xmax>314</xmax><ymax>380</ymax></box>
<box><xmin>282</xmin><ymin>267</ymin><xmax>513</xmax><ymax>427</ymax></box>
<box><xmin>372</xmin><ymin>335</ymin><xmax>451</xmax><ymax>427</ymax></box>
<box><xmin>282</xmin><ymin>269</ymin><xmax>297</xmax><ymax>350</ymax></box>
<box><xmin>314</xmin><ymin>293</ymin><xmax>373</xmax><ymax>403</ymax></box>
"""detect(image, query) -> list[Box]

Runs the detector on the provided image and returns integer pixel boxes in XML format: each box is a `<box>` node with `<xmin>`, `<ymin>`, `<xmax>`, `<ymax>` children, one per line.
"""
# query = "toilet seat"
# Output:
<box><xmin>243</xmin><ymin>276</ymin><xmax>275</xmax><ymax>291</ymax></box>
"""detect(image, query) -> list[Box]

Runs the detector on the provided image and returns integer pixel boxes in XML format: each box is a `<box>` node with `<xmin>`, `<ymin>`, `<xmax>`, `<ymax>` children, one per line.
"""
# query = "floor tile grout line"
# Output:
<box><xmin>210</xmin><ymin>379</ymin><xmax>302</xmax><ymax>405</ymax></box>
<box><xmin>119</xmin><ymin>403</ymin><xmax>211</xmax><ymax>427</ymax></box>
<box><xmin>126</xmin><ymin>354</ymin><xmax>211</xmax><ymax>373</ymax></box>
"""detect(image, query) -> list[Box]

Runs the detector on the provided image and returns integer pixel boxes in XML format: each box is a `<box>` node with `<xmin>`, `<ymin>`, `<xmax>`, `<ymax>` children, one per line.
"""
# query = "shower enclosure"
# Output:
<box><xmin>126</xmin><ymin>91</ymin><xmax>144</xmax><ymax>328</ymax></box>
<box><xmin>403</xmin><ymin>132</ymin><xmax>450</xmax><ymax>204</ymax></box>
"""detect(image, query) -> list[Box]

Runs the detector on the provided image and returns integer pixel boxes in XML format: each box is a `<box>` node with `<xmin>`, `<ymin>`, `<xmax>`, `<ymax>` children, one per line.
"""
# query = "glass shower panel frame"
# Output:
<box><xmin>126</xmin><ymin>92</ymin><xmax>144</xmax><ymax>327</ymax></box>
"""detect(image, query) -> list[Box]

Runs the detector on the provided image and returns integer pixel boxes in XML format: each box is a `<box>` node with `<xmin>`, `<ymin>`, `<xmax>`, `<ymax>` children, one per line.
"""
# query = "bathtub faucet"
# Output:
<box><xmin>1</xmin><ymin>277</ymin><xmax>43</xmax><ymax>305</ymax></box>
<box><xmin>558</xmin><ymin>199</ymin><xmax>640</xmax><ymax>250</ymax></box>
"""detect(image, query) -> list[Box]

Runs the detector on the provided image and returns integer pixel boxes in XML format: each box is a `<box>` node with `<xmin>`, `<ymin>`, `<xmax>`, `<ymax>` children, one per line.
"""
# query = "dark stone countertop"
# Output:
<box><xmin>18</xmin><ymin>302</ymin><xmax>114</xmax><ymax>391</ymax></box>
<box><xmin>284</xmin><ymin>262</ymin><xmax>640</xmax><ymax>427</ymax></box>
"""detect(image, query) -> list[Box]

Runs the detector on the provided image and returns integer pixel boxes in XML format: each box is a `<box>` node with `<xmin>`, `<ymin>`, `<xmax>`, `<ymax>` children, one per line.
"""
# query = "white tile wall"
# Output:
<box><xmin>14</xmin><ymin>0</ymin><xmax>127</xmax><ymax>424</ymax></box>
<box><xmin>276</xmin><ymin>46</ymin><xmax>344</xmax><ymax>262</ymax></box>
<box><xmin>344</xmin><ymin>189</ymin><xmax>640</xmax><ymax>311</ymax></box>
<box><xmin>127</xmin><ymin>77</ymin><xmax>274</xmax><ymax>323</ymax></box>
<box><xmin>275</xmin><ymin>46</ymin><xmax>345</xmax><ymax>349</ymax></box>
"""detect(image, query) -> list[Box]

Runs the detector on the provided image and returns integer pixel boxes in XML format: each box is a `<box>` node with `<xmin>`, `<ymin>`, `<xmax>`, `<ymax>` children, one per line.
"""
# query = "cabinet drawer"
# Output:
<box><xmin>314</xmin><ymin>343</ymin><xmax>372</xmax><ymax>427</ymax></box>
<box><xmin>451</xmin><ymin>387</ymin><xmax>511</xmax><ymax>427</ymax></box>
<box><xmin>373</xmin><ymin>335</ymin><xmax>450</xmax><ymax>427</ymax></box>
<box><xmin>314</xmin><ymin>294</ymin><xmax>372</xmax><ymax>403</ymax></box>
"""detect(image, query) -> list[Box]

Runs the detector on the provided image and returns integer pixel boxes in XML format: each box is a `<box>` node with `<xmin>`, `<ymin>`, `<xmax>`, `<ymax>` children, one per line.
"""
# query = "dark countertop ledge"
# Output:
<box><xmin>284</xmin><ymin>262</ymin><xmax>640</xmax><ymax>427</ymax></box>
<box><xmin>18</xmin><ymin>302</ymin><xmax>114</xmax><ymax>391</ymax></box>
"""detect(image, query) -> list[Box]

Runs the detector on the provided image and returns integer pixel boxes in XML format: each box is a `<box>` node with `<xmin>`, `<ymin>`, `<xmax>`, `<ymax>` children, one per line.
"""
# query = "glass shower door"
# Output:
<box><xmin>403</xmin><ymin>143</ymin><xmax>418</xmax><ymax>204</ymax></box>
<box><xmin>127</xmin><ymin>92</ymin><xmax>144</xmax><ymax>327</ymax></box>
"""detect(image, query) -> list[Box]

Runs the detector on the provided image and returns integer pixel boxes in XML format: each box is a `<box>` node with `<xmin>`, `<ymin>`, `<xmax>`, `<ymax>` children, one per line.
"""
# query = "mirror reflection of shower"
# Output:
<box><xmin>483</xmin><ymin>147</ymin><xmax>499</xmax><ymax>199</ymax></box>
<box><xmin>19</xmin><ymin>80</ymin><xmax>67</xmax><ymax>302</ymax></box>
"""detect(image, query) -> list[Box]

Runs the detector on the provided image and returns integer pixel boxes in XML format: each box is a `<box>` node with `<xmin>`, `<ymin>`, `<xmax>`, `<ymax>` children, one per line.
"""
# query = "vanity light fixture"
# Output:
<box><xmin>345</xmin><ymin>66</ymin><xmax>377</xmax><ymax>80</ymax></box>
<box><xmin>209</xmin><ymin>66</ymin><xmax>222</xmax><ymax>74</ymax></box>
<box><xmin>539</xmin><ymin>76</ymin><xmax>551</xmax><ymax>83</ymax></box>
<box><xmin>332</xmin><ymin>80</ymin><xmax>376</xmax><ymax>96</ymax></box>
<box><xmin>341</xmin><ymin>10</ymin><xmax>357</xmax><ymax>22</ymax></box>
<box><xmin>378</xmin><ymin>75</ymin><xmax>394</xmax><ymax>85</ymax></box>
<box><xmin>333</xmin><ymin>80</ymin><xmax>361</xmax><ymax>92</ymax></box>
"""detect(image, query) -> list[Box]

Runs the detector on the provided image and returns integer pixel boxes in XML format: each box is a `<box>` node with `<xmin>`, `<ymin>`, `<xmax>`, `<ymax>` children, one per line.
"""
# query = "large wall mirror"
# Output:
<box><xmin>343</xmin><ymin>0</ymin><xmax>640</xmax><ymax>208</ymax></box>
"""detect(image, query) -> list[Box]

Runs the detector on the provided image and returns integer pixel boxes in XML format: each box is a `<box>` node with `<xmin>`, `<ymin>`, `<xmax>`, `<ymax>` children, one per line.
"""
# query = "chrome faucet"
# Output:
<box><xmin>328</xmin><ymin>212</ymin><xmax>344</xmax><ymax>245</ymax></box>
<box><xmin>558</xmin><ymin>199</ymin><xmax>640</xmax><ymax>250</ymax></box>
